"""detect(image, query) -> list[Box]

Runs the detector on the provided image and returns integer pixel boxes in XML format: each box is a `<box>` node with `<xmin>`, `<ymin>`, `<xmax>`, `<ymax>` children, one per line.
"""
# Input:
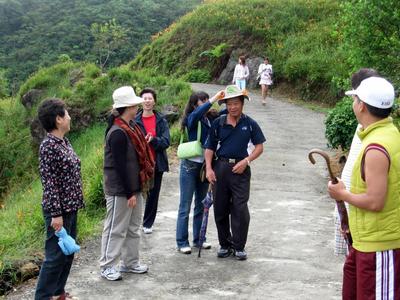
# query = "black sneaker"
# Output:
<box><xmin>234</xmin><ymin>249</ymin><xmax>247</xmax><ymax>260</ymax></box>
<box><xmin>217</xmin><ymin>247</ymin><xmax>232</xmax><ymax>258</ymax></box>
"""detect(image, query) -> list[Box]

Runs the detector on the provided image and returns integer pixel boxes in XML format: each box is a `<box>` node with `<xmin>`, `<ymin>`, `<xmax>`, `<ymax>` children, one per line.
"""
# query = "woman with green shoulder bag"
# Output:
<box><xmin>176</xmin><ymin>90</ymin><xmax>224</xmax><ymax>254</ymax></box>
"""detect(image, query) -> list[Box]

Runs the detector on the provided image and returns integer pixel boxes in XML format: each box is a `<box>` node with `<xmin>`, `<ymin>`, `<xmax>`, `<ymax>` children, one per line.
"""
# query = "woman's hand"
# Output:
<box><xmin>127</xmin><ymin>194</ymin><xmax>137</xmax><ymax>208</ymax></box>
<box><xmin>145</xmin><ymin>133</ymin><xmax>153</xmax><ymax>143</ymax></box>
<box><xmin>210</xmin><ymin>91</ymin><xmax>225</xmax><ymax>104</ymax></box>
<box><xmin>51</xmin><ymin>216</ymin><xmax>63</xmax><ymax>232</ymax></box>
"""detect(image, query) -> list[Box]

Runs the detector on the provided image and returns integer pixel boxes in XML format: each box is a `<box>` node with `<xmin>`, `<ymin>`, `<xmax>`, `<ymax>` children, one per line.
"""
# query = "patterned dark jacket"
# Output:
<box><xmin>39</xmin><ymin>133</ymin><xmax>84</xmax><ymax>216</ymax></box>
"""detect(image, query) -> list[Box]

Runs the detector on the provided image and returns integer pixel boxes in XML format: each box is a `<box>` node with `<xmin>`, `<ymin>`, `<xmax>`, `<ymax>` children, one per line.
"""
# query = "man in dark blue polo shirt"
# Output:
<box><xmin>204</xmin><ymin>85</ymin><xmax>266</xmax><ymax>260</ymax></box>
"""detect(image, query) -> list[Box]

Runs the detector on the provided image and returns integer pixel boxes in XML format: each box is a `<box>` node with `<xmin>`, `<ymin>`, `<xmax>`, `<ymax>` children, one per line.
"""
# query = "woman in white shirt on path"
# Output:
<box><xmin>232</xmin><ymin>55</ymin><xmax>249</xmax><ymax>91</ymax></box>
<box><xmin>257</xmin><ymin>57</ymin><xmax>273</xmax><ymax>105</ymax></box>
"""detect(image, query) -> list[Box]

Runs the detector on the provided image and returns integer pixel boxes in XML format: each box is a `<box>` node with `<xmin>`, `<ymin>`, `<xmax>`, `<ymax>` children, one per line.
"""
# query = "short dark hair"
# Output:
<box><xmin>365</xmin><ymin>103</ymin><xmax>392</xmax><ymax>118</ymax></box>
<box><xmin>140</xmin><ymin>87</ymin><xmax>157</xmax><ymax>103</ymax></box>
<box><xmin>181</xmin><ymin>91</ymin><xmax>210</xmax><ymax>130</ymax></box>
<box><xmin>351</xmin><ymin>68</ymin><xmax>380</xmax><ymax>89</ymax></box>
<box><xmin>38</xmin><ymin>98</ymin><xmax>66</xmax><ymax>132</ymax></box>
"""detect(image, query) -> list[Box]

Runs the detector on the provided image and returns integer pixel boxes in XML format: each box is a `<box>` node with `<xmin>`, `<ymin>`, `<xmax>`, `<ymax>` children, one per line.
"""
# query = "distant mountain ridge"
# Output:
<box><xmin>0</xmin><ymin>0</ymin><xmax>201</xmax><ymax>90</ymax></box>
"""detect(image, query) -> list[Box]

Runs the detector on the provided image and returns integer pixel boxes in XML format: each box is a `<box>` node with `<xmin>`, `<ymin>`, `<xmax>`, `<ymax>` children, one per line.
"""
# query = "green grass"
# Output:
<box><xmin>0</xmin><ymin>99</ymin><xmax>37</xmax><ymax>196</ymax></box>
<box><xmin>0</xmin><ymin>124</ymin><xmax>106</xmax><ymax>289</ymax></box>
<box><xmin>0</xmin><ymin>62</ymin><xmax>192</xmax><ymax>293</ymax></box>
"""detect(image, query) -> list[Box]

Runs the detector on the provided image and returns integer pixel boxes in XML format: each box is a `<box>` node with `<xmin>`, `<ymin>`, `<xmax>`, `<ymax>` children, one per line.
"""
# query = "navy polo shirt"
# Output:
<box><xmin>205</xmin><ymin>114</ymin><xmax>266</xmax><ymax>159</ymax></box>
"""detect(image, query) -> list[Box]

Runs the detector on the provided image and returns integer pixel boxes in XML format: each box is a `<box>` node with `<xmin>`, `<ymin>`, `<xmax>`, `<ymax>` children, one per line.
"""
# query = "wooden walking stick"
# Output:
<box><xmin>308</xmin><ymin>149</ymin><xmax>353</xmax><ymax>248</ymax></box>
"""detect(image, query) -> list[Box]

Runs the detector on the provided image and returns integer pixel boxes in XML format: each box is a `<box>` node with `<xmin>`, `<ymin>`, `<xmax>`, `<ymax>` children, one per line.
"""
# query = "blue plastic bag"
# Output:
<box><xmin>55</xmin><ymin>227</ymin><xmax>80</xmax><ymax>255</ymax></box>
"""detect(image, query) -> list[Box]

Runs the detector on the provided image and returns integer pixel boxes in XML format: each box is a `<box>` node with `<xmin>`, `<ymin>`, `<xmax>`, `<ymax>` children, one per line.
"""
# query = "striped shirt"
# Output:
<box><xmin>334</xmin><ymin>125</ymin><xmax>362</xmax><ymax>255</ymax></box>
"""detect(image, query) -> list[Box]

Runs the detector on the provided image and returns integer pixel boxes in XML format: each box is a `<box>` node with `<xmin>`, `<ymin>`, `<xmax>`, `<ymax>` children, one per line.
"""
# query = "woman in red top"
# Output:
<box><xmin>135</xmin><ymin>88</ymin><xmax>170</xmax><ymax>234</ymax></box>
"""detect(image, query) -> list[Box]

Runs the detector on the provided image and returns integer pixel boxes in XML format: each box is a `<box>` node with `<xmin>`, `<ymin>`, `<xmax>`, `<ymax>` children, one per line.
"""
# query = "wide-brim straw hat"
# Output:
<box><xmin>218</xmin><ymin>85</ymin><xmax>250</xmax><ymax>105</ymax></box>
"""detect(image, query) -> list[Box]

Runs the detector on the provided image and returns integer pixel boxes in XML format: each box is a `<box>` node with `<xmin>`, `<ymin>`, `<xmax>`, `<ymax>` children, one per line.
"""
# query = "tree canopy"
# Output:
<box><xmin>0</xmin><ymin>0</ymin><xmax>201</xmax><ymax>93</ymax></box>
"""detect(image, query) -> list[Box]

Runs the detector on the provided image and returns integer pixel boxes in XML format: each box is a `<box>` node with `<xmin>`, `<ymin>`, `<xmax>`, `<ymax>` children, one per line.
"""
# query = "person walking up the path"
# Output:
<box><xmin>135</xmin><ymin>88</ymin><xmax>170</xmax><ymax>234</ymax></box>
<box><xmin>257</xmin><ymin>57</ymin><xmax>273</xmax><ymax>105</ymax></box>
<box><xmin>232</xmin><ymin>55</ymin><xmax>250</xmax><ymax>91</ymax></box>
<box><xmin>328</xmin><ymin>76</ymin><xmax>400</xmax><ymax>299</ymax></box>
<box><xmin>176</xmin><ymin>90</ymin><xmax>224</xmax><ymax>254</ymax></box>
<box><xmin>205</xmin><ymin>85</ymin><xmax>266</xmax><ymax>260</ymax></box>
<box><xmin>35</xmin><ymin>99</ymin><xmax>84</xmax><ymax>300</ymax></box>
<box><xmin>334</xmin><ymin>68</ymin><xmax>379</xmax><ymax>257</ymax></box>
<box><xmin>100</xmin><ymin>86</ymin><xmax>154</xmax><ymax>281</ymax></box>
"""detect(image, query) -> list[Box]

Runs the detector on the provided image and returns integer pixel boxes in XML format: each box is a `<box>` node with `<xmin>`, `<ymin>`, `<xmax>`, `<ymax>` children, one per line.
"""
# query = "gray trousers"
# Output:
<box><xmin>100</xmin><ymin>193</ymin><xmax>143</xmax><ymax>269</ymax></box>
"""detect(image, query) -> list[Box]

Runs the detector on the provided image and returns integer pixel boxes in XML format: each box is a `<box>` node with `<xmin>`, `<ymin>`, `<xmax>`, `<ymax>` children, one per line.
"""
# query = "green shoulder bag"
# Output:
<box><xmin>177</xmin><ymin>121</ymin><xmax>203</xmax><ymax>159</ymax></box>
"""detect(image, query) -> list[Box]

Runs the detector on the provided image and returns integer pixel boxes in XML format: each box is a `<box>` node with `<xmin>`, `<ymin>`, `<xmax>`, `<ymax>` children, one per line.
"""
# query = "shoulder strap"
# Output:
<box><xmin>196</xmin><ymin>121</ymin><xmax>201</xmax><ymax>141</ymax></box>
<box><xmin>180</xmin><ymin>121</ymin><xmax>201</xmax><ymax>144</ymax></box>
<box><xmin>360</xmin><ymin>143</ymin><xmax>390</xmax><ymax>181</ymax></box>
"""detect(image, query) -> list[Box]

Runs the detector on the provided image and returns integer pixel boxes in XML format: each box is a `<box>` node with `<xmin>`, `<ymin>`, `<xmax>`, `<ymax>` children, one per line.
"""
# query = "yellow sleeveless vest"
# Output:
<box><xmin>350</xmin><ymin>117</ymin><xmax>400</xmax><ymax>252</ymax></box>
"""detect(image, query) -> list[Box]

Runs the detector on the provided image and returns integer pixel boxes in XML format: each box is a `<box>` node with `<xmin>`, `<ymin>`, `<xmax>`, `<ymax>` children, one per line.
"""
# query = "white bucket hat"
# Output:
<box><xmin>345</xmin><ymin>77</ymin><xmax>395</xmax><ymax>109</ymax></box>
<box><xmin>112</xmin><ymin>86</ymin><xmax>144</xmax><ymax>109</ymax></box>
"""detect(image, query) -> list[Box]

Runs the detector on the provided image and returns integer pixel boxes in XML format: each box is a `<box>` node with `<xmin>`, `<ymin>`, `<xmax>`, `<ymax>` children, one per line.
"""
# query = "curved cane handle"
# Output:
<box><xmin>308</xmin><ymin>148</ymin><xmax>338</xmax><ymax>183</ymax></box>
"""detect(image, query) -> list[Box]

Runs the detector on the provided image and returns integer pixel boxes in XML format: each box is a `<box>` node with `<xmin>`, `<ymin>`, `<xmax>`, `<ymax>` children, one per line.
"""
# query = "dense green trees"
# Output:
<box><xmin>0</xmin><ymin>0</ymin><xmax>201</xmax><ymax>93</ymax></box>
<box><xmin>338</xmin><ymin>0</ymin><xmax>400</xmax><ymax>87</ymax></box>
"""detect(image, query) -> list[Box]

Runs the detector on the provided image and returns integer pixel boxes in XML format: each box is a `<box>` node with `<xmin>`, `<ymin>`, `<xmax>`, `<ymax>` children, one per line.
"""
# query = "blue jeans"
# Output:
<box><xmin>176</xmin><ymin>159</ymin><xmax>209</xmax><ymax>248</ymax></box>
<box><xmin>235</xmin><ymin>79</ymin><xmax>246</xmax><ymax>90</ymax></box>
<box><xmin>35</xmin><ymin>211</ymin><xmax>77</xmax><ymax>300</ymax></box>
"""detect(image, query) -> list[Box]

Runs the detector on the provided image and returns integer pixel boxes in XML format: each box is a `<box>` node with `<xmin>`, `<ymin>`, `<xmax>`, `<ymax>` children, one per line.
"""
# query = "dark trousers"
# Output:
<box><xmin>213</xmin><ymin>160</ymin><xmax>251</xmax><ymax>251</ymax></box>
<box><xmin>143</xmin><ymin>171</ymin><xmax>164</xmax><ymax>228</ymax></box>
<box><xmin>35</xmin><ymin>211</ymin><xmax>77</xmax><ymax>300</ymax></box>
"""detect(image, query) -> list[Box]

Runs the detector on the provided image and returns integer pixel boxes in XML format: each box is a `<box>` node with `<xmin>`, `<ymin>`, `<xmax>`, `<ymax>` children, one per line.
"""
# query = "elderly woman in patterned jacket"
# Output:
<box><xmin>35</xmin><ymin>98</ymin><xmax>84</xmax><ymax>300</ymax></box>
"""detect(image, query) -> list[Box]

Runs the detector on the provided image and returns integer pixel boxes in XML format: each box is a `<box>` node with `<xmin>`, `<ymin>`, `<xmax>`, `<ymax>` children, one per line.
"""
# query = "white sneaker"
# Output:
<box><xmin>178</xmin><ymin>246</ymin><xmax>192</xmax><ymax>254</ymax></box>
<box><xmin>120</xmin><ymin>263</ymin><xmax>148</xmax><ymax>274</ymax></box>
<box><xmin>101</xmin><ymin>267</ymin><xmax>122</xmax><ymax>281</ymax></box>
<box><xmin>196</xmin><ymin>242</ymin><xmax>211</xmax><ymax>249</ymax></box>
<box><xmin>142</xmin><ymin>227</ymin><xmax>153</xmax><ymax>234</ymax></box>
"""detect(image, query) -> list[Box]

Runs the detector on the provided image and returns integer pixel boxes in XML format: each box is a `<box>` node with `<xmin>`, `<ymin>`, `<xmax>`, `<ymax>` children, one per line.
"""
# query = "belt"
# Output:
<box><xmin>217</xmin><ymin>157</ymin><xmax>244</xmax><ymax>164</ymax></box>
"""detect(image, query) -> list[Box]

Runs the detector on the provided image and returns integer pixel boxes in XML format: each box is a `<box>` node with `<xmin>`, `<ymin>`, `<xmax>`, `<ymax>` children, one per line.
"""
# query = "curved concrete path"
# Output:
<box><xmin>7</xmin><ymin>83</ymin><xmax>342</xmax><ymax>300</ymax></box>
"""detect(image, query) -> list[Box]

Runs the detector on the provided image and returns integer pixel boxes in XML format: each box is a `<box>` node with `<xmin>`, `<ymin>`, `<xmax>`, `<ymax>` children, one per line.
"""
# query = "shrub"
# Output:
<box><xmin>326</xmin><ymin>97</ymin><xmax>400</xmax><ymax>151</ymax></box>
<box><xmin>325</xmin><ymin>98</ymin><xmax>357</xmax><ymax>150</ymax></box>
<box><xmin>58</xmin><ymin>54</ymin><xmax>72</xmax><ymax>63</ymax></box>
<box><xmin>182</xmin><ymin>69</ymin><xmax>211</xmax><ymax>83</ymax></box>
<box><xmin>170</xmin><ymin>125</ymin><xmax>183</xmax><ymax>146</ymax></box>
<box><xmin>84</xmin><ymin>64</ymin><xmax>101</xmax><ymax>79</ymax></box>
<box><xmin>108</xmin><ymin>66</ymin><xmax>134</xmax><ymax>84</ymax></box>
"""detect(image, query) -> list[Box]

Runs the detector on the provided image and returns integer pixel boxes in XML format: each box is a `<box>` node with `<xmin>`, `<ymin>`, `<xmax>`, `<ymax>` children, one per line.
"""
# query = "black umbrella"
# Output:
<box><xmin>198</xmin><ymin>189</ymin><xmax>213</xmax><ymax>258</ymax></box>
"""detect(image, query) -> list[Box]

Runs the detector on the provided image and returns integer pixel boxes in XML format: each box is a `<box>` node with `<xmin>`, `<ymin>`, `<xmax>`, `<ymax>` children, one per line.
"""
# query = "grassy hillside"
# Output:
<box><xmin>132</xmin><ymin>0</ymin><xmax>344</xmax><ymax>102</ymax></box>
<box><xmin>0</xmin><ymin>61</ymin><xmax>192</xmax><ymax>294</ymax></box>
<box><xmin>0</xmin><ymin>0</ymin><xmax>201</xmax><ymax>91</ymax></box>
<box><xmin>0</xmin><ymin>61</ymin><xmax>190</xmax><ymax>197</ymax></box>
<box><xmin>132</xmin><ymin>0</ymin><xmax>400</xmax><ymax>104</ymax></box>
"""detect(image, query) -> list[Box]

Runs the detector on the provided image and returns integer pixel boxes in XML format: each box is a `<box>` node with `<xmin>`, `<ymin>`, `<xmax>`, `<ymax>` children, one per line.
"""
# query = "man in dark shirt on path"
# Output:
<box><xmin>204</xmin><ymin>85</ymin><xmax>266</xmax><ymax>260</ymax></box>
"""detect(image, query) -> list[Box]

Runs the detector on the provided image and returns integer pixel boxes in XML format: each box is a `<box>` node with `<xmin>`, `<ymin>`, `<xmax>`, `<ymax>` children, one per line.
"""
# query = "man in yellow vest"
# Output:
<box><xmin>328</xmin><ymin>76</ymin><xmax>400</xmax><ymax>300</ymax></box>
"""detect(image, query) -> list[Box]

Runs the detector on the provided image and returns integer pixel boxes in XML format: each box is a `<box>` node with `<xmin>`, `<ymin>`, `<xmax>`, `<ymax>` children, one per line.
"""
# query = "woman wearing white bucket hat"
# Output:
<box><xmin>100</xmin><ymin>86</ymin><xmax>155</xmax><ymax>281</ymax></box>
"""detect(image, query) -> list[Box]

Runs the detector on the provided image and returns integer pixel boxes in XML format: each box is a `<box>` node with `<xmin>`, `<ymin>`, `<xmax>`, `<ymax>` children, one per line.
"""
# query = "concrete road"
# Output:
<box><xmin>7</xmin><ymin>83</ymin><xmax>343</xmax><ymax>300</ymax></box>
